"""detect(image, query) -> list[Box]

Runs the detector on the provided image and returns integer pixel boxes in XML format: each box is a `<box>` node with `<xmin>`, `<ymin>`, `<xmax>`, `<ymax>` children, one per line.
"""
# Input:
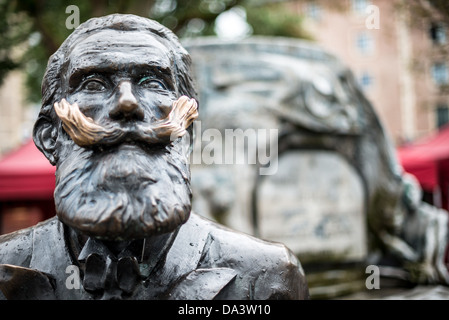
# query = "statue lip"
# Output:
<box><xmin>97</xmin><ymin>139</ymin><xmax>166</xmax><ymax>153</ymax></box>
<box><xmin>116</xmin><ymin>141</ymin><xmax>140</xmax><ymax>150</ymax></box>
<box><xmin>115</xmin><ymin>140</ymin><xmax>149</xmax><ymax>151</ymax></box>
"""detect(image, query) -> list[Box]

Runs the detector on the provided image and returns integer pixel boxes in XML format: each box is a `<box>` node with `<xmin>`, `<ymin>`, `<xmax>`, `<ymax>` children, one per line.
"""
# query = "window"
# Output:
<box><xmin>355</xmin><ymin>32</ymin><xmax>374</xmax><ymax>54</ymax></box>
<box><xmin>306</xmin><ymin>2</ymin><xmax>322</xmax><ymax>21</ymax></box>
<box><xmin>436</xmin><ymin>104</ymin><xmax>449</xmax><ymax>129</ymax></box>
<box><xmin>359</xmin><ymin>72</ymin><xmax>373</xmax><ymax>90</ymax></box>
<box><xmin>432</xmin><ymin>63</ymin><xmax>449</xmax><ymax>85</ymax></box>
<box><xmin>351</xmin><ymin>0</ymin><xmax>370</xmax><ymax>15</ymax></box>
<box><xmin>430</xmin><ymin>23</ymin><xmax>447</xmax><ymax>45</ymax></box>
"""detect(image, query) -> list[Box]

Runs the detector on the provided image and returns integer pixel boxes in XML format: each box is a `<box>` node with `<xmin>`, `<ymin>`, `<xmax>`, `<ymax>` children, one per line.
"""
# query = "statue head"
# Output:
<box><xmin>33</xmin><ymin>14</ymin><xmax>198</xmax><ymax>240</ymax></box>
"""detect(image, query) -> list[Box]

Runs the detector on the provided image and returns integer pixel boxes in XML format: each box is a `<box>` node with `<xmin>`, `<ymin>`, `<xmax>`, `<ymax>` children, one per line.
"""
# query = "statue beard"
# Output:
<box><xmin>51</xmin><ymin>97</ymin><xmax>198</xmax><ymax>241</ymax></box>
<box><xmin>54</xmin><ymin>140</ymin><xmax>192</xmax><ymax>241</ymax></box>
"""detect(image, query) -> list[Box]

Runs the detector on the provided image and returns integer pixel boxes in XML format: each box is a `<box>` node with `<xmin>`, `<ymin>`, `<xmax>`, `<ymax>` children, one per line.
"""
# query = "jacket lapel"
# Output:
<box><xmin>0</xmin><ymin>264</ymin><xmax>56</xmax><ymax>300</ymax></box>
<box><xmin>29</xmin><ymin>218</ymin><xmax>89</xmax><ymax>299</ymax></box>
<box><xmin>155</xmin><ymin>214</ymin><xmax>237</xmax><ymax>299</ymax></box>
<box><xmin>168</xmin><ymin>268</ymin><xmax>236</xmax><ymax>300</ymax></box>
<box><xmin>155</xmin><ymin>213</ymin><xmax>211</xmax><ymax>287</ymax></box>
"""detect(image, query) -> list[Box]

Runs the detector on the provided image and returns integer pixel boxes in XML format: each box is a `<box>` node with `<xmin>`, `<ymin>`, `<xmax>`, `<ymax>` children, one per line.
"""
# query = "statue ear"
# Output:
<box><xmin>33</xmin><ymin>114</ymin><xmax>59</xmax><ymax>166</ymax></box>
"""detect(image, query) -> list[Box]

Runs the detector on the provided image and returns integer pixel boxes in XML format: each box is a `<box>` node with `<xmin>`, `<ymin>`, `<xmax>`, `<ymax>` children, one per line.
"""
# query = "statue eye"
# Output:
<box><xmin>82</xmin><ymin>79</ymin><xmax>106</xmax><ymax>92</ymax></box>
<box><xmin>138</xmin><ymin>76</ymin><xmax>166</xmax><ymax>90</ymax></box>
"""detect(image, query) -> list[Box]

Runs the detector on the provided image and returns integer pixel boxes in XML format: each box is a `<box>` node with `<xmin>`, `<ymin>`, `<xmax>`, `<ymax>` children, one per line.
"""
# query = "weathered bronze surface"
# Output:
<box><xmin>0</xmin><ymin>14</ymin><xmax>309</xmax><ymax>300</ymax></box>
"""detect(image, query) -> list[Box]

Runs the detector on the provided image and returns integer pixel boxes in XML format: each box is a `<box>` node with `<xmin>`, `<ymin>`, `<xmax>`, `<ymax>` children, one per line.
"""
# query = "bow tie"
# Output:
<box><xmin>78</xmin><ymin>237</ymin><xmax>142</xmax><ymax>299</ymax></box>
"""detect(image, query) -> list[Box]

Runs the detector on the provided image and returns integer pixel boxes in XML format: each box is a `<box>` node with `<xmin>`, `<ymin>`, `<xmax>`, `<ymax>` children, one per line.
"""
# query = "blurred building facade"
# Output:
<box><xmin>294</xmin><ymin>0</ymin><xmax>449</xmax><ymax>145</ymax></box>
<box><xmin>0</xmin><ymin>71</ymin><xmax>31</xmax><ymax>156</ymax></box>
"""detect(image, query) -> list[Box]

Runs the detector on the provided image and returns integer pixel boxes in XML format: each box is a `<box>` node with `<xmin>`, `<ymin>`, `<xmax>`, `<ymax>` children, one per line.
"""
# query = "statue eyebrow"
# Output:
<box><xmin>136</xmin><ymin>64</ymin><xmax>175</xmax><ymax>89</ymax></box>
<box><xmin>68</xmin><ymin>62</ymin><xmax>175</xmax><ymax>90</ymax></box>
<box><xmin>68</xmin><ymin>68</ymin><xmax>109</xmax><ymax>89</ymax></box>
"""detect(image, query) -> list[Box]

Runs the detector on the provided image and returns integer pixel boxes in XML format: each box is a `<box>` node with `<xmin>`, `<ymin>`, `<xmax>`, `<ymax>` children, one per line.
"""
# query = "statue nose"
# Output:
<box><xmin>109</xmin><ymin>81</ymin><xmax>144</xmax><ymax>121</ymax></box>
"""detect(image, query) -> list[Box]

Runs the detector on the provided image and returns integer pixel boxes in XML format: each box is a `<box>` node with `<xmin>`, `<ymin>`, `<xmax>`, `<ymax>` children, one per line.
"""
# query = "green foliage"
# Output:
<box><xmin>246</xmin><ymin>3</ymin><xmax>311</xmax><ymax>39</ymax></box>
<box><xmin>150</xmin><ymin>0</ymin><xmax>245</xmax><ymax>37</ymax></box>
<box><xmin>0</xmin><ymin>1</ymin><xmax>32</xmax><ymax>85</ymax></box>
<box><xmin>427</xmin><ymin>0</ymin><xmax>449</xmax><ymax>21</ymax></box>
<box><xmin>1</xmin><ymin>0</ymin><xmax>93</xmax><ymax>102</ymax></box>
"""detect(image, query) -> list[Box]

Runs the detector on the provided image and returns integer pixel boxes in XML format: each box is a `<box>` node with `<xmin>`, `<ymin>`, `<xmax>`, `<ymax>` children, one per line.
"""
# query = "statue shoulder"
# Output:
<box><xmin>0</xmin><ymin>217</ymin><xmax>59</xmax><ymax>267</ymax></box>
<box><xmin>187</xmin><ymin>213</ymin><xmax>310</xmax><ymax>299</ymax></box>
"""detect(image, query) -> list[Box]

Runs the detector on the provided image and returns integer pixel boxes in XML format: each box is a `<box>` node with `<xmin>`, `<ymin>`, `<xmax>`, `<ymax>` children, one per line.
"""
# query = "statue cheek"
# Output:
<box><xmin>140</xmin><ymin>92</ymin><xmax>177</xmax><ymax>120</ymax></box>
<box><xmin>158</xmin><ymin>100</ymin><xmax>174</xmax><ymax>118</ymax></box>
<box><xmin>65</xmin><ymin>93</ymin><xmax>113</xmax><ymax>123</ymax></box>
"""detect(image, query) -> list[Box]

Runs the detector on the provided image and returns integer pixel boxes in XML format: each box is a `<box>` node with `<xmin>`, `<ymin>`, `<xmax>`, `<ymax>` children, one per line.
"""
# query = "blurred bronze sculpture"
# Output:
<box><xmin>0</xmin><ymin>14</ymin><xmax>308</xmax><ymax>300</ymax></box>
<box><xmin>184</xmin><ymin>37</ymin><xmax>449</xmax><ymax>296</ymax></box>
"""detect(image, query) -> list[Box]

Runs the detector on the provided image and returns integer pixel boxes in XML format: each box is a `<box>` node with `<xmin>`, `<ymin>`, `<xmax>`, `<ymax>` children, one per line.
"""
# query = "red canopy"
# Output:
<box><xmin>0</xmin><ymin>139</ymin><xmax>56</xmax><ymax>201</ymax></box>
<box><xmin>397</xmin><ymin>124</ymin><xmax>449</xmax><ymax>209</ymax></box>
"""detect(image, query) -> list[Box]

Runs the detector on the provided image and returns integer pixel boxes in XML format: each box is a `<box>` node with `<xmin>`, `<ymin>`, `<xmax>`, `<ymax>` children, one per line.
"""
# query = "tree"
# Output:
<box><xmin>418</xmin><ymin>0</ymin><xmax>449</xmax><ymax>21</ymax></box>
<box><xmin>0</xmin><ymin>1</ymin><xmax>32</xmax><ymax>87</ymax></box>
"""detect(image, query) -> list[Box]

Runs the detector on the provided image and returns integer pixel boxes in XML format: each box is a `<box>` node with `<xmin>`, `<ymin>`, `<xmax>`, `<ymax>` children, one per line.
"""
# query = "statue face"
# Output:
<box><xmin>62</xmin><ymin>30</ymin><xmax>177</xmax><ymax>125</ymax></box>
<box><xmin>52</xmin><ymin>29</ymin><xmax>193</xmax><ymax>240</ymax></box>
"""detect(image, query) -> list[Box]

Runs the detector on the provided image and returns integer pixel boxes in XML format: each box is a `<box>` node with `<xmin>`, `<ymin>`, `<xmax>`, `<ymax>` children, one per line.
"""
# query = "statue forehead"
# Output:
<box><xmin>65</xmin><ymin>29</ymin><xmax>173</xmax><ymax>74</ymax></box>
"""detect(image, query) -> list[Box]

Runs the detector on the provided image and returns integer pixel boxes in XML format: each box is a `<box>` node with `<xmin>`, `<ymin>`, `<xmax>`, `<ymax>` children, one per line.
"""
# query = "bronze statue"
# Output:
<box><xmin>0</xmin><ymin>14</ymin><xmax>309</xmax><ymax>300</ymax></box>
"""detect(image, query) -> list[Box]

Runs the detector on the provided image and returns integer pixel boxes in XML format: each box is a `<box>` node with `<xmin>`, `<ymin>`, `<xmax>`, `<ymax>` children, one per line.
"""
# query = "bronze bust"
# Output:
<box><xmin>0</xmin><ymin>14</ymin><xmax>308</xmax><ymax>300</ymax></box>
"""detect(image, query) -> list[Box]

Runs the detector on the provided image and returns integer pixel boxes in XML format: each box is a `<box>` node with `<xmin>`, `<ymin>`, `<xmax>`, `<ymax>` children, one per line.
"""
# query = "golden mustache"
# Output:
<box><xmin>54</xmin><ymin>96</ymin><xmax>199</xmax><ymax>147</ymax></box>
